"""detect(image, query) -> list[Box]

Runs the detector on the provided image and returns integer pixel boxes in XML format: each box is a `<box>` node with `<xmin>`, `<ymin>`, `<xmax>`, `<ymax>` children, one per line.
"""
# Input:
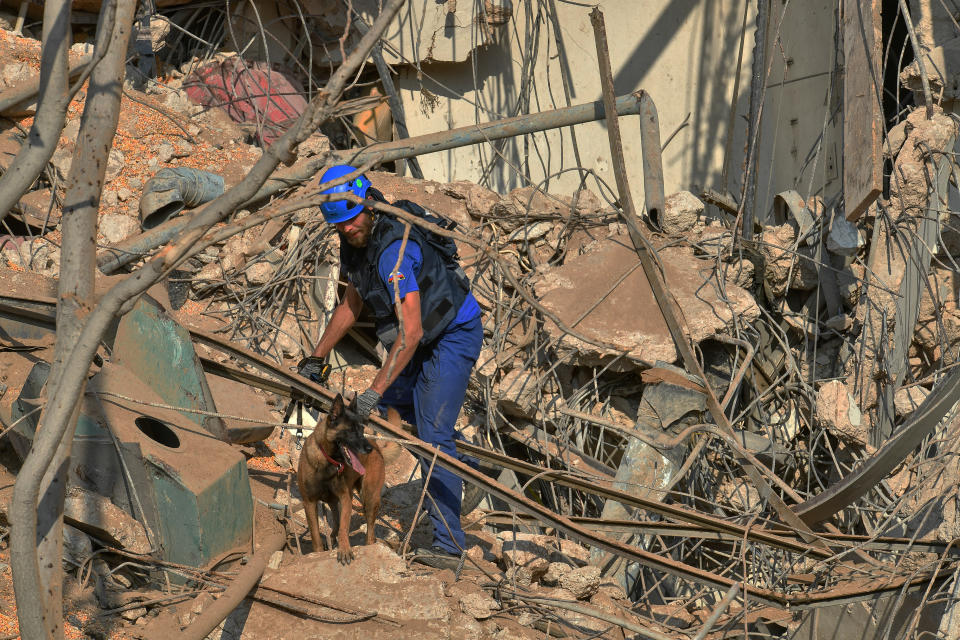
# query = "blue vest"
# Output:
<box><xmin>340</xmin><ymin>201</ymin><xmax>470</xmax><ymax>348</ymax></box>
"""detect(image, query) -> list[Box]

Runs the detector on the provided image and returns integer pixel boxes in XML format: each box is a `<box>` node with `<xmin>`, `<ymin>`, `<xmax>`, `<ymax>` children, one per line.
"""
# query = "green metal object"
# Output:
<box><xmin>111</xmin><ymin>297</ymin><xmax>227</xmax><ymax>439</ymax></box>
<box><xmin>89</xmin><ymin>363</ymin><xmax>253</xmax><ymax>569</ymax></box>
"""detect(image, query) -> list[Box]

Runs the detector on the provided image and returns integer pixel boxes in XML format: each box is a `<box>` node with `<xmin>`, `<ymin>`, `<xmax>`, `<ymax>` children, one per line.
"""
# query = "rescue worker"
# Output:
<box><xmin>298</xmin><ymin>164</ymin><xmax>483</xmax><ymax>568</ymax></box>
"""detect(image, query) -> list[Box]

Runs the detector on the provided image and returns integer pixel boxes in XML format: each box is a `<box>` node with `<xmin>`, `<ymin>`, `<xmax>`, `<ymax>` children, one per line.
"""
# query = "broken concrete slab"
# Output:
<box><xmin>240</xmin><ymin>544</ymin><xmax>456</xmax><ymax>639</ymax></box>
<box><xmin>534</xmin><ymin>236</ymin><xmax>759</xmax><ymax>368</ymax></box>
<box><xmin>204</xmin><ymin>373</ymin><xmax>275</xmax><ymax>443</ymax></box>
<box><xmin>64</xmin><ymin>486</ymin><xmax>151</xmax><ymax>555</ymax></box>
<box><xmin>15</xmin><ymin>188</ymin><xmax>59</xmax><ymax>229</ymax></box>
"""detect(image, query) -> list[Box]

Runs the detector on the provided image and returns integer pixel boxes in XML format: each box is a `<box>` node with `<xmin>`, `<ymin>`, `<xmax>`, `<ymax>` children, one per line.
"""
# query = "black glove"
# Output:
<box><xmin>297</xmin><ymin>356</ymin><xmax>331</xmax><ymax>384</ymax></box>
<box><xmin>354</xmin><ymin>388</ymin><xmax>381</xmax><ymax>421</ymax></box>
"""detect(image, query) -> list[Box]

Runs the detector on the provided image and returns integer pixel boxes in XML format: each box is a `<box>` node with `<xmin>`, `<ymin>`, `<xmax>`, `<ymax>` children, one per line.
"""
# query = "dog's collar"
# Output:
<box><xmin>319</xmin><ymin>442</ymin><xmax>345</xmax><ymax>475</ymax></box>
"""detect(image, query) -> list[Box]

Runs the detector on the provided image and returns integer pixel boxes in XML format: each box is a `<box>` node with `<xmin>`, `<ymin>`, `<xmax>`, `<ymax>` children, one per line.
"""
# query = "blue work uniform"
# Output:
<box><xmin>375</xmin><ymin>239</ymin><xmax>482</xmax><ymax>554</ymax></box>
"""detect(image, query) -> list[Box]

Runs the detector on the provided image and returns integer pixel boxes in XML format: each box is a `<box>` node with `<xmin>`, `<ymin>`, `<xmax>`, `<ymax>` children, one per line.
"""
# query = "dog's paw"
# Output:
<box><xmin>337</xmin><ymin>547</ymin><xmax>355</xmax><ymax>565</ymax></box>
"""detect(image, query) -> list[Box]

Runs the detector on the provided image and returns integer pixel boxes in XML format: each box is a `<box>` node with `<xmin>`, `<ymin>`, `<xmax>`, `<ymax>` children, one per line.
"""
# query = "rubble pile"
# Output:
<box><xmin>4</xmin><ymin>3</ymin><xmax>960</xmax><ymax>640</ymax></box>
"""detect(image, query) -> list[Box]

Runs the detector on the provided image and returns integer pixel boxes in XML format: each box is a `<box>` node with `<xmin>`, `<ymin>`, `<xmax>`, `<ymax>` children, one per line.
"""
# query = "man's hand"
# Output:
<box><xmin>354</xmin><ymin>388</ymin><xmax>381</xmax><ymax>421</ymax></box>
<box><xmin>297</xmin><ymin>356</ymin><xmax>331</xmax><ymax>384</ymax></box>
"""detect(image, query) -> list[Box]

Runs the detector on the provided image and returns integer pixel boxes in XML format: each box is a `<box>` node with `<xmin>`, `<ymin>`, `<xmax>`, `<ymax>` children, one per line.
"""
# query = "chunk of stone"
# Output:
<box><xmin>496</xmin><ymin>369</ymin><xmax>541</xmax><ymax>418</ymax></box>
<box><xmin>661</xmin><ymin>190</ymin><xmax>704</xmax><ymax>234</ymax></box>
<box><xmin>894</xmin><ymin>386</ymin><xmax>929</xmax><ymax>417</ymax></box>
<box><xmin>506</xmin><ymin>221</ymin><xmax>552</xmax><ymax>244</ymax></box>
<box><xmin>105</xmin><ymin>148</ymin><xmax>125</xmax><ymax>183</ymax></box>
<box><xmin>51</xmin><ymin>146</ymin><xmax>73</xmax><ymax>181</ymax></box>
<box><xmin>120</xmin><ymin>607</ymin><xmax>148</xmax><ymax>622</ymax></box>
<box><xmin>568</xmin><ymin>188</ymin><xmax>603</xmax><ymax>217</ymax></box>
<box><xmin>156</xmin><ymin>142</ymin><xmax>175</xmax><ymax>164</ymax></box>
<box><xmin>466</xmin><ymin>185</ymin><xmax>501</xmax><ymax>219</ymax></box>
<box><xmin>508</xmin><ymin>186</ymin><xmax>566</xmax><ymax>218</ymax></box>
<box><xmin>760</xmin><ymin>224</ymin><xmax>821</xmax><ymax>297</ymax></box>
<box><xmin>100</xmin><ymin>214</ymin><xmax>140</xmax><ymax>244</ymax></box>
<box><xmin>0</xmin><ymin>62</ymin><xmax>31</xmax><ymax>87</ymax></box>
<box><xmin>297</xmin><ymin>133</ymin><xmax>330</xmax><ymax>158</ymax></box>
<box><xmin>276</xmin><ymin>315</ymin><xmax>304</xmax><ymax>359</ymax></box>
<box><xmin>63</xmin><ymin>524</ymin><xmax>93</xmax><ymax>567</ymax></box>
<box><xmin>721</xmin><ymin>257</ymin><xmax>755</xmax><ymax>289</ymax></box>
<box><xmin>827</xmin><ymin>214</ymin><xmax>863</xmax><ymax>256</ymax></box>
<box><xmin>244</xmin><ymin>260</ymin><xmax>276</xmax><ymax>285</ymax></box>
<box><xmin>540</xmin><ymin>562</ymin><xmax>572</xmax><ymax>586</ymax></box>
<box><xmin>459</xmin><ymin>591</ymin><xmax>501</xmax><ymax>620</ymax></box>
<box><xmin>64</xmin><ymin>487</ymin><xmax>152</xmax><ymax>554</ymax></box>
<box><xmin>717</xmin><ymin>478</ymin><xmax>762</xmax><ymax>513</ymax></box>
<box><xmin>499</xmin><ymin>533</ymin><xmax>550</xmax><ymax>585</ymax></box>
<box><xmin>815</xmin><ymin>380</ymin><xmax>868</xmax><ymax>446</ymax></box>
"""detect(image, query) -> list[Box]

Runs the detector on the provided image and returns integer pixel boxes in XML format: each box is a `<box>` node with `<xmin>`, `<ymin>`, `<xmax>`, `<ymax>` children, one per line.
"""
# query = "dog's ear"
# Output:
<box><xmin>330</xmin><ymin>393</ymin><xmax>345</xmax><ymax>420</ymax></box>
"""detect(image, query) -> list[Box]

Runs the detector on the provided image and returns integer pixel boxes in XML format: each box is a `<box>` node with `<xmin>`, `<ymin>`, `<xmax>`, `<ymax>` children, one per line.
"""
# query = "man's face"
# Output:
<box><xmin>335</xmin><ymin>210</ymin><xmax>374</xmax><ymax>247</ymax></box>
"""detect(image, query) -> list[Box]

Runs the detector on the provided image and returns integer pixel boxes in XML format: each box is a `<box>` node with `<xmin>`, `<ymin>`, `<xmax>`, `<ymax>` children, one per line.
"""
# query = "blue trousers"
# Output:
<box><xmin>379</xmin><ymin>315</ymin><xmax>483</xmax><ymax>553</ymax></box>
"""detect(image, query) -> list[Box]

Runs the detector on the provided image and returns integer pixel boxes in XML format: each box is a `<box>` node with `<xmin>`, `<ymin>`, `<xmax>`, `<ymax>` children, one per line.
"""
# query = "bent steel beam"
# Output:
<box><xmin>794</xmin><ymin>366</ymin><xmax>960</xmax><ymax>524</ymax></box>
<box><xmin>96</xmin><ymin>93</ymin><xmax>646</xmax><ymax>273</ymax></box>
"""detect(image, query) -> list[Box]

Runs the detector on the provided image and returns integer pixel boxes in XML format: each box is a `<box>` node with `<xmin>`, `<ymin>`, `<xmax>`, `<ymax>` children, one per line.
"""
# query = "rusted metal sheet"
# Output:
<box><xmin>842</xmin><ymin>0</ymin><xmax>883</xmax><ymax>221</ymax></box>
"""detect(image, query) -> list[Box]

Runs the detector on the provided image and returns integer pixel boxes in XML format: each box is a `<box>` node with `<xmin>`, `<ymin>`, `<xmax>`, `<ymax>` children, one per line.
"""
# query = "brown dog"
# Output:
<box><xmin>296</xmin><ymin>393</ymin><xmax>385</xmax><ymax>564</ymax></box>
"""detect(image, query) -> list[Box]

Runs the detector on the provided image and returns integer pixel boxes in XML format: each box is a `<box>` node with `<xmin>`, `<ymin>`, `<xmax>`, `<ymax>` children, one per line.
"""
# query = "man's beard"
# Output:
<box><xmin>343</xmin><ymin>216</ymin><xmax>373</xmax><ymax>247</ymax></box>
<box><xmin>344</xmin><ymin>229</ymin><xmax>369</xmax><ymax>247</ymax></box>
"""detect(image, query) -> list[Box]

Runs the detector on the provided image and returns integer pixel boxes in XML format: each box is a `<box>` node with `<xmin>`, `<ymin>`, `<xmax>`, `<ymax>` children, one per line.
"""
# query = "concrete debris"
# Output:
<box><xmin>496</xmin><ymin>368</ymin><xmax>543</xmax><ymax>419</ymax></box>
<box><xmin>558</xmin><ymin>565</ymin><xmax>601</xmax><ymax>600</ymax></box>
<box><xmin>660</xmin><ymin>190</ymin><xmax>704</xmax><ymax>234</ymax></box>
<box><xmin>760</xmin><ymin>224</ymin><xmax>821</xmax><ymax>297</ymax></box>
<box><xmin>541</xmin><ymin>561</ymin><xmax>572</xmax><ymax>586</ymax></box>
<box><xmin>99</xmin><ymin>214</ymin><xmax>141</xmax><ymax>244</ymax></box>
<box><xmin>894</xmin><ymin>386</ymin><xmax>929</xmax><ymax>417</ymax></box>
<box><xmin>64</xmin><ymin>487</ymin><xmax>152</xmax><ymax>555</ymax></box>
<box><xmin>826</xmin><ymin>212</ymin><xmax>864</xmax><ymax>256</ymax></box>
<box><xmin>535</xmin><ymin>238</ymin><xmax>759</xmax><ymax>368</ymax></box>
<box><xmin>455</xmin><ymin>587</ymin><xmax>501</xmax><ymax>620</ymax></box>
<box><xmin>815</xmin><ymin>380</ymin><xmax>868</xmax><ymax>447</ymax></box>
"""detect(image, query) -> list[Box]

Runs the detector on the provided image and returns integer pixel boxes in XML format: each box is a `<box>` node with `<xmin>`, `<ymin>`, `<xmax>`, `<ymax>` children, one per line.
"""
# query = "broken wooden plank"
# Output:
<box><xmin>843</xmin><ymin>0</ymin><xmax>883</xmax><ymax>221</ymax></box>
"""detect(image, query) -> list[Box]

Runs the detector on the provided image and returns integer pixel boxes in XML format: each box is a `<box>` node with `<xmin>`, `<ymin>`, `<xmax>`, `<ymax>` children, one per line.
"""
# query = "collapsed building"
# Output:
<box><xmin>3</xmin><ymin>0</ymin><xmax>960</xmax><ymax>638</ymax></box>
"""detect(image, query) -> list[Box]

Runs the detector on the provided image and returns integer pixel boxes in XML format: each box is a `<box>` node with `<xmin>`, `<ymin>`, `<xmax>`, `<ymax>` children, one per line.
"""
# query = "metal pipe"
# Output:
<box><xmin>97</xmin><ymin>92</ymin><xmax>647</xmax><ymax>274</ymax></box>
<box><xmin>328</xmin><ymin>93</ymin><xmax>645</xmax><ymax>168</ymax></box>
<box><xmin>741</xmin><ymin>0</ymin><xmax>770</xmax><ymax>241</ymax></box>
<box><xmin>178</xmin><ymin>531</ymin><xmax>283</xmax><ymax>640</ymax></box>
<box><xmin>638</xmin><ymin>93</ymin><xmax>666</xmax><ymax>228</ymax></box>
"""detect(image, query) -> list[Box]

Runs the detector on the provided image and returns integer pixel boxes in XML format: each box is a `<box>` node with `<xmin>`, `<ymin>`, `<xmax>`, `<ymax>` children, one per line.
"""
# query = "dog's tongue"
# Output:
<box><xmin>341</xmin><ymin>445</ymin><xmax>365</xmax><ymax>475</ymax></box>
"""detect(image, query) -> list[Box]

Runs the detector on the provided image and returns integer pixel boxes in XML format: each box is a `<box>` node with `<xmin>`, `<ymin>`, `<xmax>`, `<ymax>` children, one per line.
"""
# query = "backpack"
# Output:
<box><xmin>390</xmin><ymin>199</ymin><xmax>462</xmax><ymax>264</ymax></box>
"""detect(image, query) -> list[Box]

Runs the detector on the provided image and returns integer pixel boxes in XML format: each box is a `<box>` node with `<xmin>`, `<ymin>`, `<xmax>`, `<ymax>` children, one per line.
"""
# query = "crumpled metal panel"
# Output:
<box><xmin>111</xmin><ymin>297</ymin><xmax>226</xmax><ymax>440</ymax></box>
<box><xmin>89</xmin><ymin>363</ymin><xmax>253</xmax><ymax>569</ymax></box>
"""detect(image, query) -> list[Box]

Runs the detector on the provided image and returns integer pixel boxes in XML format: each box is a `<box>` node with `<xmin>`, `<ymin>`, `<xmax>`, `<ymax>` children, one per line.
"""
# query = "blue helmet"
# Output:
<box><xmin>318</xmin><ymin>165</ymin><xmax>372</xmax><ymax>223</ymax></box>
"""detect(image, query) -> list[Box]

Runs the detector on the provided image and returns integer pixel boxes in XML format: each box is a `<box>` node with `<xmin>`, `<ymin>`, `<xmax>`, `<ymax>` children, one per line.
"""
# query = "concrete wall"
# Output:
<box><xmin>382</xmin><ymin>0</ymin><xmax>835</xmax><ymax>219</ymax></box>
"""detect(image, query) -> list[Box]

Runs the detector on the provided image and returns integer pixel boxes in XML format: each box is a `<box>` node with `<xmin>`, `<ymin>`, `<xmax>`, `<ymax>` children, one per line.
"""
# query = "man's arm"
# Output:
<box><xmin>369</xmin><ymin>291</ymin><xmax>423</xmax><ymax>395</ymax></box>
<box><xmin>311</xmin><ymin>284</ymin><xmax>363</xmax><ymax>358</ymax></box>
